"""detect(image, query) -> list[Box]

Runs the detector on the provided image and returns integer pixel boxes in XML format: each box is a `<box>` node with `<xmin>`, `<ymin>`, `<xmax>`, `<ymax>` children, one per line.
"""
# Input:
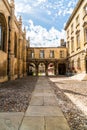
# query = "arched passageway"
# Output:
<box><xmin>28</xmin><ymin>63</ymin><xmax>36</xmax><ymax>76</ymax></box>
<box><xmin>58</xmin><ymin>63</ymin><xmax>66</xmax><ymax>75</ymax></box>
<box><xmin>48</xmin><ymin>63</ymin><xmax>55</xmax><ymax>76</ymax></box>
<box><xmin>38</xmin><ymin>63</ymin><xmax>45</xmax><ymax>76</ymax></box>
<box><xmin>27</xmin><ymin>60</ymin><xmax>67</xmax><ymax>76</ymax></box>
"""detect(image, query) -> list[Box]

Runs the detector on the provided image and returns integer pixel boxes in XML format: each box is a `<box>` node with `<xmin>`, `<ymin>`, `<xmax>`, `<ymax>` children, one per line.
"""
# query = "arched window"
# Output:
<box><xmin>14</xmin><ymin>32</ymin><xmax>17</xmax><ymax>57</ymax></box>
<box><xmin>0</xmin><ymin>13</ymin><xmax>7</xmax><ymax>52</ymax></box>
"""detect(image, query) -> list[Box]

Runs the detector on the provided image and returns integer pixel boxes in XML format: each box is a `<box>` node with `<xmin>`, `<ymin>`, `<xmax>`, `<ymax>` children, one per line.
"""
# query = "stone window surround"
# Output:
<box><xmin>60</xmin><ymin>50</ymin><xmax>64</xmax><ymax>58</ymax></box>
<box><xmin>50</xmin><ymin>50</ymin><xmax>54</xmax><ymax>58</ymax></box>
<box><xmin>40</xmin><ymin>50</ymin><xmax>44</xmax><ymax>58</ymax></box>
<box><xmin>71</xmin><ymin>23</ymin><xmax>74</xmax><ymax>34</ymax></box>
<box><xmin>76</xmin><ymin>30</ymin><xmax>80</xmax><ymax>50</ymax></box>
<box><xmin>84</xmin><ymin>28</ymin><xmax>87</xmax><ymax>45</ymax></box>
<box><xmin>76</xmin><ymin>15</ymin><xmax>80</xmax><ymax>28</ymax></box>
<box><xmin>83</xmin><ymin>22</ymin><xmax>87</xmax><ymax>45</ymax></box>
<box><xmin>71</xmin><ymin>37</ymin><xmax>74</xmax><ymax>53</ymax></box>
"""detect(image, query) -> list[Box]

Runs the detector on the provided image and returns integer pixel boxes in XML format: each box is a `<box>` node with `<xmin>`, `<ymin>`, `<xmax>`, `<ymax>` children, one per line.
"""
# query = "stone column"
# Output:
<box><xmin>36</xmin><ymin>64</ymin><xmax>38</xmax><ymax>76</ymax></box>
<box><xmin>8</xmin><ymin>0</ymin><xmax>15</xmax><ymax>80</ymax></box>
<box><xmin>45</xmin><ymin>62</ymin><xmax>48</xmax><ymax>76</ymax></box>
<box><xmin>55</xmin><ymin>61</ymin><xmax>58</xmax><ymax>76</ymax></box>
<box><xmin>23</xmin><ymin>27</ymin><xmax>27</xmax><ymax>76</ymax></box>
<box><xmin>18</xmin><ymin>16</ymin><xmax>23</xmax><ymax>78</ymax></box>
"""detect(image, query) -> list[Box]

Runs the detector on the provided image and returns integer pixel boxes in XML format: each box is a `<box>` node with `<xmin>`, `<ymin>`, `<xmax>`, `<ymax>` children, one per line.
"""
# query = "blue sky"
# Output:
<box><xmin>12</xmin><ymin>0</ymin><xmax>78</xmax><ymax>47</ymax></box>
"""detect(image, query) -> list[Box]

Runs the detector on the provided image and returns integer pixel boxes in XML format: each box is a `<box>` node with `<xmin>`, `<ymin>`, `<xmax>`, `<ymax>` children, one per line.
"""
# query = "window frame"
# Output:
<box><xmin>76</xmin><ymin>32</ymin><xmax>80</xmax><ymax>49</ymax></box>
<box><xmin>40</xmin><ymin>50</ymin><xmax>44</xmax><ymax>58</ymax></box>
<box><xmin>60</xmin><ymin>50</ymin><xmax>64</xmax><ymax>58</ymax></box>
<box><xmin>50</xmin><ymin>50</ymin><xmax>54</xmax><ymax>58</ymax></box>
<box><xmin>71</xmin><ymin>37</ymin><xmax>74</xmax><ymax>53</ymax></box>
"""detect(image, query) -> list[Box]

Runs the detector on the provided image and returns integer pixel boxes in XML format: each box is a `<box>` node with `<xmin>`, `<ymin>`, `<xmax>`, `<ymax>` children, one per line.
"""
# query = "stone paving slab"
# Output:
<box><xmin>44</xmin><ymin>96</ymin><xmax>58</xmax><ymax>106</ymax></box>
<box><xmin>30</xmin><ymin>96</ymin><xmax>44</xmax><ymax>106</ymax></box>
<box><xmin>25</xmin><ymin>106</ymin><xmax>64</xmax><ymax>117</ymax></box>
<box><xmin>44</xmin><ymin>89</ymin><xmax>53</xmax><ymax>93</ymax></box>
<box><xmin>0</xmin><ymin>112</ymin><xmax>24</xmax><ymax>130</ymax></box>
<box><xmin>33</xmin><ymin>92</ymin><xmax>55</xmax><ymax>97</ymax></box>
<box><xmin>45</xmin><ymin>117</ymin><xmax>70</xmax><ymax>130</ymax></box>
<box><xmin>19</xmin><ymin>77</ymin><xmax>70</xmax><ymax>130</ymax></box>
<box><xmin>20</xmin><ymin>117</ymin><xmax>44</xmax><ymax>130</ymax></box>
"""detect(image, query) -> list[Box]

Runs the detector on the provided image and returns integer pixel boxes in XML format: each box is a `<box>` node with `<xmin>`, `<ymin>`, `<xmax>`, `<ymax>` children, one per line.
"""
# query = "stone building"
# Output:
<box><xmin>65</xmin><ymin>0</ymin><xmax>87</xmax><ymax>79</ymax></box>
<box><xmin>0</xmin><ymin>0</ymin><xmax>27</xmax><ymax>82</ymax></box>
<box><xmin>27</xmin><ymin>42</ymin><xmax>67</xmax><ymax>76</ymax></box>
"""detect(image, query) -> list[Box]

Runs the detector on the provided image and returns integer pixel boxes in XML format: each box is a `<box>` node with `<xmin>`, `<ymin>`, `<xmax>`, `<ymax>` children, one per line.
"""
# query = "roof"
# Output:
<box><xmin>64</xmin><ymin>0</ymin><xmax>84</xmax><ymax>30</ymax></box>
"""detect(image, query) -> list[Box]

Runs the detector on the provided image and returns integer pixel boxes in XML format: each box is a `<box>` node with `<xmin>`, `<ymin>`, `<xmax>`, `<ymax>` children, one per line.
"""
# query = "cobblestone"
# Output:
<box><xmin>0</xmin><ymin>77</ymin><xmax>37</xmax><ymax>112</ymax></box>
<box><xmin>49</xmin><ymin>77</ymin><xmax>87</xmax><ymax>130</ymax></box>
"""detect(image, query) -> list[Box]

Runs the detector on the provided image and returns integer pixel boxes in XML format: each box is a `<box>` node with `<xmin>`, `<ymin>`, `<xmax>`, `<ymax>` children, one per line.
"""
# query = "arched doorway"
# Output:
<box><xmin>28</xmin><ymin>63</ymin><xmax>36</xmax><ymax>76</ymax></box>
<box><xmin>58</xmin><ymin>63</ymin><xmax>66</xmax><ymax>75</ymax></box>
<box><xmin>38</xmin><ymin>63</ymin><xmax>45</xmax><ymax>76</ymax></box>
<box><xmin>48</xmin><ymin>63</ymin><xmax>55</xmax><ymax>76</ymax></box>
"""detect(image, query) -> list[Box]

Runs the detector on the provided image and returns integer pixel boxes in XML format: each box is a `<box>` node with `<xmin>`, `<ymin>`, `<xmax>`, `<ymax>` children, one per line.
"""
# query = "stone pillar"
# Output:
<box><xmin>36</xmin><ymin>64</ymin><xmax>38</xmax><ymax>76</ymax></box>
<box><xmin>18</xmin><ymin>16</ymin><xmax>23</xmax><ymax>78</ymax></box>
<box><xmin>8</xmin><ymin>0</ymin><xmax>15</xmax><ymax>80</ymax></box>
<box><xmin>23</xmin><ymin>27</ymin><xmax>27</xmax><ymax>76</ymax></box>
<box><xmin>45</xmin><ymin>62</ymin><xmax>48</xmax><ymax>76</ymax></box>
<box><xmin>55</xmin><ymin>62</ymin><xmax>58</xmax><ymax>76</ymax></box>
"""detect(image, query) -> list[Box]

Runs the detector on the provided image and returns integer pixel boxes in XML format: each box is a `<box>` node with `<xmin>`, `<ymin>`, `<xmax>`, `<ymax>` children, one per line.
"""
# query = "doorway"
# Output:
<box><xmin>58</xmin><ymin>63</ymin><xmax>66</xmax><ymax>75</ymax></box>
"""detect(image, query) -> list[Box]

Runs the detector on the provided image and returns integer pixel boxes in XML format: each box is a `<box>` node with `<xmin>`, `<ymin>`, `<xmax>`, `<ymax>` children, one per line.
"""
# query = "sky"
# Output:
<box><xmin>9</xmin><ymin>0</ymin><xmax>78</xmax><ymax>47</ymax></box>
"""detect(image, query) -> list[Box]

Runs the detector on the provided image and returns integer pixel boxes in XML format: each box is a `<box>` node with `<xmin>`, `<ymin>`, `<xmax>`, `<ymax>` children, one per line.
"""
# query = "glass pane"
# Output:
<box><xmin>40</xmin><ymin>50</ymin><xmax>44</xmax><ymax>58</ymax></box>
<box><xmin>0</xmin><ymin>25</ymin><xmax>1</xmax><ymax>49</ymax></box>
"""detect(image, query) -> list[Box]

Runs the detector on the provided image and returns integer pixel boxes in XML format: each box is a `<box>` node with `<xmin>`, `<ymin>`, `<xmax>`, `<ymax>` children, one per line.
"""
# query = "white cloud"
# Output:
<box><xmin>15</xmin><ymin>3</ymin><xmax>31</xmax><ymax>14</ymax></box>
<box><xmin>26</xmin><ymin>20</ymin><xmax>65</xmax><ymax>47</ymax></box>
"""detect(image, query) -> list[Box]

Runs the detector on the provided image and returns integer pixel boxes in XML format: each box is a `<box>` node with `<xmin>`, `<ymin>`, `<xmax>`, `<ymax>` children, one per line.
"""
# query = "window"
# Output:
<box><xmin>67</xmin><ymin>30</ymin><xmax>69</xmax><ymax>38</ymax></box>
<box><xmin>71</xmin><ymin>37</ymin><xmax>74</xmax><ymax>52</ymax></box>
<box><xmin>84</xmin><ymin>28</ymin><xmax>87</xmax><ymax>43</ymax></box>
<box><xmin>14</xmin><ymin>33</ymin><xmax>17</xmax><ymax>58</ymax></box>
<box><xmin>67</xmin><ymin>42</ymin><xmax>70</xmax><ymax>55</ymax></box>
<box><xmin>0</xmin><ymin>25</ymin><xmax>2</xmax><ymax>49</ymax></box>
<box><xmin>77</xmin><ymin>58</ymin><xmax>81</xmax><ymax>69</ymax></box>
<box><xmin>76</xmin><ymin>33</ymin><xmax>80</xmax><ymax>49</ymax></box>
<box><xmin>30</xmin><ymin>50</ymin><xmax>34</xmax><ymax>58</ymax></box>
<box><xmin>84</xmin><ymin>5</ymin><xmax>87</xmax><ymax>15</ymax></box>
<box><xmin>40</xmin><ymin>50</ymin><xmax>44</xmax><ymax>58</ymax></box>
<box><xmin>0</xmin><ymin>24</ymin><xmax>5</xmax><ymax>51</ymax></box>
<box><xmin>71</xmin><ymin>23</ymin><xmax>74</xmax><ymax>33</ymax></box>
<box><xmin>76</xmin><ymin>15</ymin><xmax>79</xmax><ymax>26</ymax></box>
<box><xmin>60</xmin><ymin>50</ymin><xmax>64</xmax><ymax>58</ymax></box>
<box><xmin>50</xmin><ymin>50</ymin><xmax>54</xmax><ymax>58</ymax></box>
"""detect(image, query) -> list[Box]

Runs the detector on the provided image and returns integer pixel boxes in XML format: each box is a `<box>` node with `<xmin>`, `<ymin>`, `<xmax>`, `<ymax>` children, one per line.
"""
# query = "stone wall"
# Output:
<box><xmin>0</xmin><ymin>51</ymin><xmax>8</xmax><ymax>82</ymax></box>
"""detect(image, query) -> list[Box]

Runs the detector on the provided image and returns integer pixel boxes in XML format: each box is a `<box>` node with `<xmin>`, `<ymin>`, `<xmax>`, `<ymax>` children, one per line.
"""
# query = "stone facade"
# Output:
<box><xmin>65</xmin><ymin>0</ymin><xmax>87</xmax><ymax>75</ymax></box>
<box><xmin>27</xmin><ymin>45</ymin><xmax>67</xmax><ymax>76</ymax></box>
<box><xmin>0</xmin><ymin>0</ymin><xmax>27</xmax><ymax>82</ymax></box>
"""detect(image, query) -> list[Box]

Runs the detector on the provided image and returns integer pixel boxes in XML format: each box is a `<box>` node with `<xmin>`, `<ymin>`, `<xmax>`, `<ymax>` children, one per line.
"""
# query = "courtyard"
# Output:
<box><xmin>0</xmin><ymin>76</ymin><xmax>87</xmax><ymax>130</ymax></box>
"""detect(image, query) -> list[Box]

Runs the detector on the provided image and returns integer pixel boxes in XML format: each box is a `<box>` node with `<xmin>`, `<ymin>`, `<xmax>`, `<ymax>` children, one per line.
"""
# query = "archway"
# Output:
<box><xmin>38</xmin><ymin>62</ymin><xmax>45</xmax><ymax>76</ymax></box>
<box><xmin>28</xmin><ymin>63</ymin><xmax>36</xmax><ymax>76</ymax></box>
<box><xmin>58</xmin><ymin>63</ymin><xmax>66</xmax><ymax>75</ymax></box>
<box><xmin>48</xmin><ymin>63</ymin><xmax>55</xmax><ymax>76</ymax></box>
